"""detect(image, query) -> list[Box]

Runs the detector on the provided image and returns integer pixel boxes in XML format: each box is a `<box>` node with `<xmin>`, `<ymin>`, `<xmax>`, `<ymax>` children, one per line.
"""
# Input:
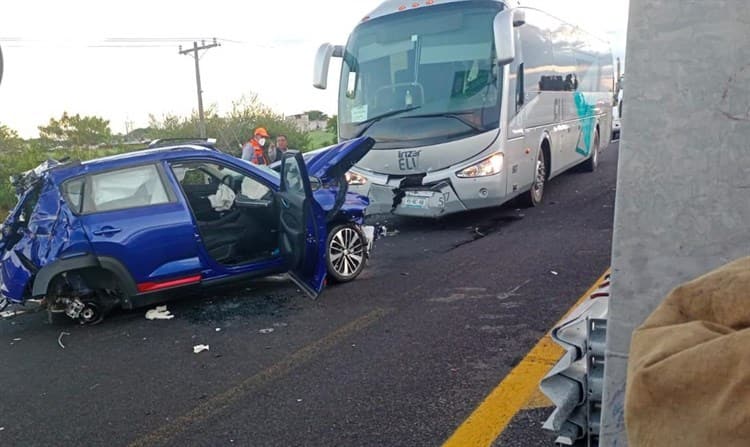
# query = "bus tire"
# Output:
<box><xmin>583</xmin><ymin>129</ymin><xmax>600</xmax><ymax>172</ymax></box>
<box><xmin>519</xmin><ymin>148</ymin><xmax>546</xmax><ymax>207</ymax></box>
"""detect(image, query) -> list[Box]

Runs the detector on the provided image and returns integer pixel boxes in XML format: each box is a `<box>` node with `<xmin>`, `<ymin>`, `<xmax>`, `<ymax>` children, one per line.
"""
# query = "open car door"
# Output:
<box><xmin>278</xmin><ymin>151</ymin><xmax>328</xmax><ymax>298</ymax></box>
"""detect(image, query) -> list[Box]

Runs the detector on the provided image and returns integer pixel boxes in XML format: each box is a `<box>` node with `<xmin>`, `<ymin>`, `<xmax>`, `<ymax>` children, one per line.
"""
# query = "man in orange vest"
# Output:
<box><xmin>241</xmin><ymin>127</ymin><xmax>270</xmax><ymax>165</ymax></box>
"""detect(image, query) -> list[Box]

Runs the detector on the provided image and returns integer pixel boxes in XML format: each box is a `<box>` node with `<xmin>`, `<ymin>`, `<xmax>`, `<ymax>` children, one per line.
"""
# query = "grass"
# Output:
<box><xmin>307</xmin><ymin>130</ymin><xmax>336</xmax><ymax>151</ymax></box>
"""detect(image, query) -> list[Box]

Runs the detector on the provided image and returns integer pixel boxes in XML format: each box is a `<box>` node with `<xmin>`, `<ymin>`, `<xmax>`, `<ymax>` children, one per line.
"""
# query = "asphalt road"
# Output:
<box><xmin>0</xmin><ymin>142</ymin><xmax>618</xmax><ymax>447</ymax></box>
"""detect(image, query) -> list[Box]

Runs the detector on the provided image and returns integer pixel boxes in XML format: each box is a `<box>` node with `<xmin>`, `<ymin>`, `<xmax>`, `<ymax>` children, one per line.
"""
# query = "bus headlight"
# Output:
<box><xmin>345</xmin><ymin>171</ymin><xmax>368</xmax><ymax>186</ymax></box>
<box><xmin>456</xmin><ymin>153</ymin><xmax>504</xmax><ymax>178</ymax></box>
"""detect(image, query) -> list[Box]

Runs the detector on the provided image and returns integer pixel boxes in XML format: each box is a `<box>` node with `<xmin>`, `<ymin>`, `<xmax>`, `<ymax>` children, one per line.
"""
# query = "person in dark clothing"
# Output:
<box><xmin>268</xmin><ymin>134</ymin><xmax>290</xmax><ymax>163</ymax></box>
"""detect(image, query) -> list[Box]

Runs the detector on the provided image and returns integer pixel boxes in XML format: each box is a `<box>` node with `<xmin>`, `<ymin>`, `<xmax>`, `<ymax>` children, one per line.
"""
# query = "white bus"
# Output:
<box><xmin>314</xmin><ymin>0</ymin><xmax>615</xmax><ymax>218</ymax></box>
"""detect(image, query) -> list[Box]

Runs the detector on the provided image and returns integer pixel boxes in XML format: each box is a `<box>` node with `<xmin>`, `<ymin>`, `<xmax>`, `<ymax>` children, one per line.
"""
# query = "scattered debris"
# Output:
<box><xmin>0</xmin><ymin>427</ymin><xmax>4</xmax><ymax>431</ymax></box>
<box><xmin>259</xmin><ymin>328</ymin><xmax>274</xmax><ymax>334</ymax></box>
<box><xmin>58</xmin><ymin>332</ymin><xmax>70</xmax><ymax>349</ymax></box>
<box><xmin>12</xmin><ymin>338</ymin><xmax>21</xmax><ymax>342</ymax></box>
<box><xmin>146</xmin><ymin>305</ymin><xmax>174</xmax><ymax>320</ymax></box>
<box><xmin>497</xmin><ymin>280</ymin><xmax>531</xmax><ymax>301</ymax></box>
<box><xmin>193</xmin><ymin>344</ymin><xmax>210</xmax><ymax>354</ymax></box>
<box><xmin>272</xmin><ymin>322</ymin><xmax>288</xmax><ymax>328</ymax></box>
<box><xmin>551</xmin><ymin>271</ymin><xmax>559</xmax><ymax>276</ymax></box>
<box><xmin>400</xmin><ymin>272</ymin><xmax>410</xmax><ymax>277</ymax></box>
<box><xmin>89</xmin><ymin>383</ymin><xmax>100</xmax><ymax>391</ymax></box>
<box><xmin>215</xmin><ymin>328</ymin><xmax>222</xmax><ymax>332</ymax></box>
<box><xmin>296</xmin><ymin>398</ymin><xmax>303</xmax><ymax>403</ymax></box>
<box><xmin>1</xmin><ymin>309</ymin><xmax>28</xmax><ymax>319</ymax></box>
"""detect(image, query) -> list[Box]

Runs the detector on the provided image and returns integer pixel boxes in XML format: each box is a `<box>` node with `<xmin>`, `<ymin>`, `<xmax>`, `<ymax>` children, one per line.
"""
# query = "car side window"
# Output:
<box><xmin>283</xmin><ymin>157</ymin><xmax>305</xmax><ymax>196</ymax></box>
<box><xmin>61</xmin><ymin>177</ymin><xmax>85</xmax><ymax>213</ymax></box>
<box><xmin>171</xmin><ymin>162</ymin><xmax>272</xmax><ymax>201</ymax></box>
<box><xmin>83</xmin><ymin>164</ymin><xmax>170</xmax><ymax>213</ymax></box>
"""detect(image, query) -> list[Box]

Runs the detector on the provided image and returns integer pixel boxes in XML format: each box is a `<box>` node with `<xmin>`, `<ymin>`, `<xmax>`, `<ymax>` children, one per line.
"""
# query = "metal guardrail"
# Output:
<box><xmin>540</xmin><ymin>274</ymin><xmax>610</xmax><ymax>446</ymax></box>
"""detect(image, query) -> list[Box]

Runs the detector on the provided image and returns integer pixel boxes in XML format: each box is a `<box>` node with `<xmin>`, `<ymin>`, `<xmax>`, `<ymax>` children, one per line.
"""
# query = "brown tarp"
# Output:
<box><xmin>626</xmin><ymin>257</ymin><xmax>750</xmax><ymax>447</ymax></box>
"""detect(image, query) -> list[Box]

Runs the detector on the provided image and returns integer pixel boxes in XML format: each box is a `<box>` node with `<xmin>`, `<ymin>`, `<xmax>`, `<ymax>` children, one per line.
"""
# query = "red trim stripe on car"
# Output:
<box><xmin>137</xmin><ymin>274</ymin><xmax>202</xmax><ymax>293</ymax></box>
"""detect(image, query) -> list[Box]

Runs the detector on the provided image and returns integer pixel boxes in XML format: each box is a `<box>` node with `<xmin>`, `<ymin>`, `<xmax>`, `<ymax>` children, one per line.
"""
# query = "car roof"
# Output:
<box><xmin>48</xmin><ymin>145</ymin><xmax>226</xmax><ymax>181</ymax></box>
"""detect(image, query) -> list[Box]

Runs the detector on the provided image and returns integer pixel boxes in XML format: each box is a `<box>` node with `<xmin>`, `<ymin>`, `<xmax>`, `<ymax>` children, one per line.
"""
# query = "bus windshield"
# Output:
<box><xmin>339</xmin><ymin>2</ymin><xmax>504</xmax><ymax>142</ymax></box>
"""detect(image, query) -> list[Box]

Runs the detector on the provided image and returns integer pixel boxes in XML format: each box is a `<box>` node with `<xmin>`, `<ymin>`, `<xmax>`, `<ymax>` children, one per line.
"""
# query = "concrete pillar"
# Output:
<box><xmin>600</xmin><ymin>1</ymin><xmax>750</xmax><ymax>445</ymax></box>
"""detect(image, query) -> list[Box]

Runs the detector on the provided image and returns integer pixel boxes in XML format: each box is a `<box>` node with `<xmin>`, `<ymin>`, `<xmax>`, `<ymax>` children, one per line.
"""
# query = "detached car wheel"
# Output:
<box><xmin>326</xmin><ymin>224</ymin><xmax>367</xmax><ymax>283</ymax></box>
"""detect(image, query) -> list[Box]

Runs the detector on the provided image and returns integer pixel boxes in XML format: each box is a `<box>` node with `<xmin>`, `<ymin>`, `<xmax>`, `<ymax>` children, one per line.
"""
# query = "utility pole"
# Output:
<box><xmin>179</xmin><ymin>38</ymin><xmax>220</xmax><ymax>138</ymax></box>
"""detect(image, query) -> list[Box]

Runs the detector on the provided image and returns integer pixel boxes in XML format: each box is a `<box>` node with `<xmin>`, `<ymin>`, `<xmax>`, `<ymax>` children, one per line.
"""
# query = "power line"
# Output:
<box><xmin>0</xmin><ymin>36</ymin><xmax>246</xmax><ymax>48</ymax></box>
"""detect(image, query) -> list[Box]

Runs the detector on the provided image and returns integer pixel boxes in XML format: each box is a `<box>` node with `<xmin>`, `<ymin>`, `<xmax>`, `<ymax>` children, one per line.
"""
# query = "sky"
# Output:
<box><xmin>0</xmin><ymin>0</ymin><xmax>629</xmax><ymax>138</ymax></box>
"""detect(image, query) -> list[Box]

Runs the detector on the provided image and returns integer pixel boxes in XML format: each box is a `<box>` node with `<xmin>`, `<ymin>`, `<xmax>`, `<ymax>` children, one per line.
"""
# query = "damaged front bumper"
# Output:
<box><xmin>355</xmin><ymin>182</ymin><xmax>467</xmax><ymax>218</ymax></box>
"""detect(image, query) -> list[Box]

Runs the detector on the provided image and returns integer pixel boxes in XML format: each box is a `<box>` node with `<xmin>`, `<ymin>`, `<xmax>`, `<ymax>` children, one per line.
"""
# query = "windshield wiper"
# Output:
<box><xmin>355</xmin><ymin>106</ymin><xmax>421</xmax><ymax>137</ymax></box>
<box><xmin>408</xmin><ymin>112</ymin><xmax>484</xmax><ymax>132</ymax></box>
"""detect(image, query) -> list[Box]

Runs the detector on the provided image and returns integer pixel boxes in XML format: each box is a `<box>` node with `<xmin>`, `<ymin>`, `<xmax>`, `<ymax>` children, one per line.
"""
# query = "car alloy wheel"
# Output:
<box><xmin>327</xmin><ymin>225</ymin><xmax>366</xmax><ymax>283</ymax></box>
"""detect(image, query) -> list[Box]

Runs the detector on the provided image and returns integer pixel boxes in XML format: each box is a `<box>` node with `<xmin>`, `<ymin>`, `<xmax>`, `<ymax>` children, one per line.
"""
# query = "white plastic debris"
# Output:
<box><xmin>0</xmin><ymin>427</ymin><xmax>4</xmax><ymax>431</ymax></box>
<box><xmin>193</xmin><ymin>344</ymin><xmax>210</xmax><ymax>354</ymax></box>
<box><xmin>259</xmin><ymin>328</ymin><xmax>275</xmax><ymax>334</ymax></box>
<box><xmin>12</xmin><ymin>338</ymin><xmax>21</xmax><ymax>342</ymax></box>
<box><xmin>215</xmin><ymin>328</ymin><xmax>222</xmax><ymax>332</ymax></box>
<box><xmin>1</xmin><ymin>309</ymin><xmax>26</xmax><ymax>318</ymax></box>
<box><xmin>145</xmin><ymin>305</ymin><xmax>174</xmax><ymax>320</ymax></box>
<box><xmin>550</xmin><ymin>271</ymin><xmax>559</xmax><ymax>276</ymax></box>
<box><xmin>58</xmin><ymin>332</ymin><xmax>70</xmax><ymax>349</ymax></box>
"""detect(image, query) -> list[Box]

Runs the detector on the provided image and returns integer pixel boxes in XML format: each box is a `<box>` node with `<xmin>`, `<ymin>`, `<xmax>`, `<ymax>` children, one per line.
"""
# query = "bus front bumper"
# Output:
<box><xmin>356</xmin><ymin>179</ymin><xmax>504</xmax><ymax>218</ymax></box>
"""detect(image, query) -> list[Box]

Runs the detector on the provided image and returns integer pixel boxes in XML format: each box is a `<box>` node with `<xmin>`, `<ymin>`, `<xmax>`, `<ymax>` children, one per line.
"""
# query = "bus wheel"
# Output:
<box><xmin>583</xmin><ymin>129</ymin><xmax>600</xmax><ymax>172</ymax></box>
<box><xmin>520</xmin><ymin>149</ymin><xmax>546</xmax><ymax>207</ymax></box>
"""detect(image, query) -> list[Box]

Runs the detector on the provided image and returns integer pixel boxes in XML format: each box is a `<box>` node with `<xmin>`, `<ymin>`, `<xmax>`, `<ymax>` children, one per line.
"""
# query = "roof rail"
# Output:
<box><xmin>147</xmin><ymin>137</ymin><xmax>218</xmax><ymax>150</ymax></box>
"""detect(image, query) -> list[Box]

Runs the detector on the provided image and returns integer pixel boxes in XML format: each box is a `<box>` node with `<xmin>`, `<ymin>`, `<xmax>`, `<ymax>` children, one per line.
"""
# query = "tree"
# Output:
<box><xmin>38</xmin><ymin>112</ymin><xmax>112</xmax><ymax>148</ymax></box>
<box><xmin>326</xmin><ymin>115</ymin><xmax>338</xmax><ymax>136</ymax></box>
<box><xmin>147</xmin><ymin>93</ymin><xmax>310</xmax><ymax>156</ymax></box>
<box><xmin>0</xmin><ymin>124</ymin><xmax>24</xmax><ymax>151</ymax></box>
<box><xmin>305</xmin><ymin>110</ymin><xmax>328</xmax><ymax>121</ymax></box>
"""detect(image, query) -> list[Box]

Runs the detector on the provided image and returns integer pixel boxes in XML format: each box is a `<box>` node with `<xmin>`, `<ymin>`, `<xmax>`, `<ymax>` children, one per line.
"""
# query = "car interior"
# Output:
<box><xmin>171</xmin><ymin>162</ymin><xmax>279</xmax><ymax>265</ymax></box>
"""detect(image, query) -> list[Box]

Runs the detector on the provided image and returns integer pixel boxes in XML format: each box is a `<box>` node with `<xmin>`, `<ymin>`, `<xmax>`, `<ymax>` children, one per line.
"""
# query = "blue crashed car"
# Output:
<box><xmin>0</xmin><ymin>136</ymin><xmax>375</xmax><ymax>324</ymax></box>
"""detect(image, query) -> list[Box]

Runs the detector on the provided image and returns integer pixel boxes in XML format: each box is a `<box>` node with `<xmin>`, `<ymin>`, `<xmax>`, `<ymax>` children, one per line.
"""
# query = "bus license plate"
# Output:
<box><xmin>403</xmin><ymin>191</ymin><xmax>433</xmax><ymax>209</ymax></box>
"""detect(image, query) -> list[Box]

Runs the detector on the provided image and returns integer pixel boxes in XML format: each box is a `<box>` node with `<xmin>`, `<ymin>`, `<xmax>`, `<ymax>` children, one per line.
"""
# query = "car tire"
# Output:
<box><xmin>326</xmin><ymin>224</ymin><xmax>367</xmax><ymax>283</ymax></box>
<box><xmin>583</xmin><ymin>129</ymin><xmax>600</xmax><ymax>172</ymax></box>
<box><xmin>519</xmin><ymin>148</ymin><xmax>546</xmax><ymax>208</ymax></box>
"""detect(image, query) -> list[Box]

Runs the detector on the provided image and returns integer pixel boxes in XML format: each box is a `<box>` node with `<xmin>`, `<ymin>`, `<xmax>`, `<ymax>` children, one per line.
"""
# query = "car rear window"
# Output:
<box><xmin>61</xmin><ymin>165</ymin><xmax>171</xmax><ymax>214</ymax></box>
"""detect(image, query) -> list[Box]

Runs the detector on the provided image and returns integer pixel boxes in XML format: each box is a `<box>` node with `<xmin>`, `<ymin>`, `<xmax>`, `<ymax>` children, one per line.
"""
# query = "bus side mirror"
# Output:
<box><xmin>494</xmin><ymin>9</ymin><xmax>525</xmax><ymax>66</ymax></box>
<box><xmin>313</xmin><ymin>43</ymin><xmax>343</xmax><ymax>90</ymax></box>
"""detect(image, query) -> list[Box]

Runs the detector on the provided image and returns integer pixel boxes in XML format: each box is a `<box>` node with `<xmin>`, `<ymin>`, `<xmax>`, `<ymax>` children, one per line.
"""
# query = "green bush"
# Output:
<box><xmin>147</xmin><ymin>94</ymin><xmax>310</xmax><ymax>156</ymax></box>
<box><xmin>0</xmin><ymin>94</ymin><xmax>325</xmax><ymax>212</ymax></box>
